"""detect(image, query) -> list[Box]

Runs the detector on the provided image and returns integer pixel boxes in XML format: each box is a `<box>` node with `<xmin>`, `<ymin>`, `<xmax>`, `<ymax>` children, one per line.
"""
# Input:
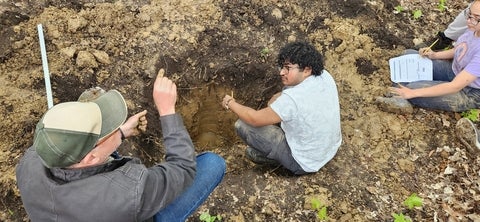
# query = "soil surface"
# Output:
<box><xmin>1</xmin><ymin>0</ymin><xmax>479</xmax><ymax>221</ymax></box>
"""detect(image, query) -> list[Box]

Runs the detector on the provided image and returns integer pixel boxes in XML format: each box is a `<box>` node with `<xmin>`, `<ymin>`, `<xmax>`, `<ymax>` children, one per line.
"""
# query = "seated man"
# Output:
<box><xmin>221</xmin><ymin>41</ymin><xmax>342</xmax><ymax>175</ymax></box>
<box><xmin>16</xmin><ymin>72</ymin><xmax>226</xmax><ymax>222</ymax></box>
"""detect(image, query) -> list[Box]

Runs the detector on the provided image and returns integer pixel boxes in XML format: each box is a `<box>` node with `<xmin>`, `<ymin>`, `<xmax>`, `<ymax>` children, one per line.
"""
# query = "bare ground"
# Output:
<box><xmin>1</xmin><ymin>0</ymin><xmax>479</xmax><ymax>221</ymax></box>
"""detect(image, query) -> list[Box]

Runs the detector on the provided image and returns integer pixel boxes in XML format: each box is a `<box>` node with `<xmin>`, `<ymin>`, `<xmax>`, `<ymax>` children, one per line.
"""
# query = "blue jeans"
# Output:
<box><xmin>154</xmin><ymin>152</ymin><xmax>226</xmax><ymax>222</ymax></box>
<box><xmin>401</xmin><ymin>50</ymin><xmax>480</xmax><ymax>111</ymax></box>
<box><xmin>234</xmin><ymin>119</ymin><xmax>306</xmax><ymax>175</ymax></box>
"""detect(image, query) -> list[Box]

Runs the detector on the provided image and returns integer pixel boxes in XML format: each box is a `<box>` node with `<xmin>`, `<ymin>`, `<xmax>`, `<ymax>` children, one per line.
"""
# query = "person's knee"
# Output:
<box><xmin>234</xmin><ymin>119</ymin><xmax>250</xmax><ymax>139</ymax></box>
<box><xmin>197</xmin><ymin>152</ymin><xmax>226</xmax><ymax>175</ymax></box>
<box><xmin>234</xmin><ymin>119</ymin><xmax>245</xmax><ymax>131</ymax></box>
<box><xmin>403</xmin><ymin>49</ymin><xmax>419</xmax><ymax>55</ymax></box>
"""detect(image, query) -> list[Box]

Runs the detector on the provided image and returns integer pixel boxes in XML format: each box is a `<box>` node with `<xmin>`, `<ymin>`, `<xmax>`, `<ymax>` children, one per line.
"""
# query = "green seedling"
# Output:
<box><xmin>260</xmin><ymin>47</ymin><xmax>270</xmax><ymax>59</ymax></box>
<box><xmin>438</xmin><ymin>0</ymin><xmax>447</xmax><ymax>12</ymax></box>
<box><xmin>392</xmin><ymin>213</ymin><xmax>412</xmax><ymax>222</ymax></box>
<box><xmin>199</xmin><ymin>211</ymin><xmax>222</xmax><ymax>222</ymax></box>
<box><xmin>412</xmin><ymin>9</ymin><xmax>423</xmax><ymax>19</ymax></box>
<box><xmin>403</xmin><ymin>193</ymin><xmax>423</xmax><ymax>210</ymax></box>
<box><xmin>392</xmin><ymin>193</ymin><xmax>422</xmax><ymax>221</ymax></box>
<box><xmin>311</xmin><ymin>198</ymin><xmax>328</xmax><ymax>220</ymax></box>
<box><xmin>394</xmin><ymin>5</ymin><xmax>405</xmax><ymax>13</ymax></box>
<box><xmin>461</xmin><ymin>109</ymin><xmax>479</xmax><ymax>122</ymax></box>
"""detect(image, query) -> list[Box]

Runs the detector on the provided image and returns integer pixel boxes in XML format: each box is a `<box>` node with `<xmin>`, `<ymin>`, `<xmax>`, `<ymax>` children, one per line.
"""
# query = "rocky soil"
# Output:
<box><xmin>1</xmin><ymin>0</ymin><xmax>479</xmax><ymax>221</ymax></box>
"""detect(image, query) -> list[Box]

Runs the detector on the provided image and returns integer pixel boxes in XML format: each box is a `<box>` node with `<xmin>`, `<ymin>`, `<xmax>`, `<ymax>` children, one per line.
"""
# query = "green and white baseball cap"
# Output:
<box><xmin>34</xmin><ymin>90</ymin><xmax>127</xmax><ymax>168</ymax></box>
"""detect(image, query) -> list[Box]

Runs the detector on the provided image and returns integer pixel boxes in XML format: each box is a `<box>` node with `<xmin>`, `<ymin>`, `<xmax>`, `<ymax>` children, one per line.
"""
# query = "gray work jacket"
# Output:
<box><xmin>16</xmin><ymin>114</ymin><xmax>196</xmax><ymax>222</ymax></box>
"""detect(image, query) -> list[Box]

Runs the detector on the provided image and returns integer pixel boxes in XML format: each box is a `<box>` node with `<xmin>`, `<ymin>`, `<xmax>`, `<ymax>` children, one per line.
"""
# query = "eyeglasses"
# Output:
<box><xmin>464</xmin><ymin>8</ymin><xmax>480</xmax><ymax>26</ymax></box>
<box><xmin>278</xmin><ymin>65</ymin><xmax>301</xmax><ymax>73</ymax></box>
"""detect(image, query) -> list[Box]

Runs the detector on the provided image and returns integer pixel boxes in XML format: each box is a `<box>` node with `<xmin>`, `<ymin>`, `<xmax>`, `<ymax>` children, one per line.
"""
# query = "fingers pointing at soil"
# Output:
<box><xmin>157</xmin><ymin>68</ymin><xmax>165</xmax><ymax>78</ymax></box>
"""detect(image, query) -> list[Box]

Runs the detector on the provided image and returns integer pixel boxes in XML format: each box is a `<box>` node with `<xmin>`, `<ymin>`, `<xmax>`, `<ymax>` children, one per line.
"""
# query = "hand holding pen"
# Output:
<box><xmin>419</xmin><ymin>39</ymin><xmax>438</xmax><ymax>58</ymax></box>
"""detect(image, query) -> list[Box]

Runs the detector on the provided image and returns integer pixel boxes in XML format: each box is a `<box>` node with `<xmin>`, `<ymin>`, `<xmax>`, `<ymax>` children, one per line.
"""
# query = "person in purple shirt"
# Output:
<box><xmin>378</xmin><ymin>0</ymin><xmax>480</xmax><ymax>154</ymax></box>
<box><xmin>379</xmin><ymin>0</ymin><xmax>480</xmax><ymax>113</ymax></box>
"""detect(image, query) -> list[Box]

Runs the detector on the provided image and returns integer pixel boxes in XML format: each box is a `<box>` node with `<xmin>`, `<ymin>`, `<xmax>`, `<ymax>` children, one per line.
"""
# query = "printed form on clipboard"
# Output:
<box><xmin>389</xmin><ymin>54</ymin><xmax>433</xmax><ymax>83</ymax></box>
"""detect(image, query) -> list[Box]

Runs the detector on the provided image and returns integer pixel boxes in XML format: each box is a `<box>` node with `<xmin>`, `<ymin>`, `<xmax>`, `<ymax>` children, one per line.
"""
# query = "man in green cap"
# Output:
<box><xmin>16</xmin><ymin>73</ymin><xmax>226</xmax><ymax>222</ymax></box>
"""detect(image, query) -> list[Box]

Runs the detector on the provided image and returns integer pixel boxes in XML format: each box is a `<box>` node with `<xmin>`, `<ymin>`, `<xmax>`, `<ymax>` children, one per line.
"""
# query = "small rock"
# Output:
<box><xmin>271</xmin><ymin>8</ymin><xmax>282</xmax><ymax>19</ymax></box>
<box><xmin>60</xmin><ymin>47</ymin><xmax>76</xmax><ymax>59</ymax></box>
<box><xmin>76</xmin><ymin>50</ymin><xmax>98</xmax><ymax>68</ymax></box>
<box><xmin>443</xmin><ymin>165</ymin><xmax>456</xmax><ymax>175</ymax></box>
<box><xmin>92</xmin><ymin>50</ymin><xmax>111</xmax><ymax>64</ymax></box>
<box><xmin>68</xmin><ymin>16</ymin><xmax>88</xmax><ymax>33</ymax></box>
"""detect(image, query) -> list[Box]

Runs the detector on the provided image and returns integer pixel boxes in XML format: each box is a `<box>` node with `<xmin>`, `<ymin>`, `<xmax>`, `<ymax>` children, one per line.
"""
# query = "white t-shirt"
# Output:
<box><xmin>270</xmin><ymin>70</ymin><xmax>342</xmax><ymax>172</ymax></box>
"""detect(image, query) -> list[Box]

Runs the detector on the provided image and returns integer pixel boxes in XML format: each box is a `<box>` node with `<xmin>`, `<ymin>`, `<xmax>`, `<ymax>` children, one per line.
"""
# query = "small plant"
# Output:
<box><xmin>403</xmin><ymin>193</ymin><xmax>423</xmax><ymax>209</ymax></box>
<box><xmin>392</xmin><ymin>213</ymin><xmax>412</xmax><ymax>222</ymax></box>
<box><xmin>412</xmin><ymin>9</ymin><xmax>423</xmax><ymax>19</ymax></box>
<box><xmin>260</xmin><ymin>47</ymin><xmax>270</xmax><ymax>60</ymax></box>
<box><xmin>394</xmin><ymin>5</ymin><xmax>405</xmax><ymax>13</ymax></box>
<box><xmin>311</xmin><ymin>198</ymin><xmax>328</xmax><ymax>220</ymax></box>
<box><xmin>438</xmin><ymin>0</ymin><xmax>447</xmax><ymax>12</ymax></box>
<box><xmin>461</xmin><ymin>109</ymin><xmax>479</xmax><ymax>122</ymax></box>
<box><xmin>392</xmin><ymin>193</ymin><xmax>423</xmax><ymax>221</ymax></box>
<box><xmin>199</xmin><ymin>210</ymin><xmax>222</xmax><ymax>222</ymax></box>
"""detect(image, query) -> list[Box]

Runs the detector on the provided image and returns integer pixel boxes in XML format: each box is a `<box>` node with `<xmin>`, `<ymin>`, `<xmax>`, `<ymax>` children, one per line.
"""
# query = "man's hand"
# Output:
<box><xmin>222</xmin><ymin>95</ymin><xmax>234</xmax><ymax>110</ymax></box>
<box><xmin>153</xmin><ymin>69</ymin><xmax>177</xmax><ymax>116</ymax></box>
<box><xmin>119</xmin><ymin>110</ymin><xmax>148</xmax><ymax>138</ymax></box>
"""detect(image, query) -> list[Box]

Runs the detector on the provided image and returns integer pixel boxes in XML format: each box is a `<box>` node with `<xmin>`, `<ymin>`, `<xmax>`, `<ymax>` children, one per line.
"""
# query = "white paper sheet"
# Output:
<box><xmin>389</xmin><ymin>54</ymin><xmax>433</xmax><ymax>83</ymax></box>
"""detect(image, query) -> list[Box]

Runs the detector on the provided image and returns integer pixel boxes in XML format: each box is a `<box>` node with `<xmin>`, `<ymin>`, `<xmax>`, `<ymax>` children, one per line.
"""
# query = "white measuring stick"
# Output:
<box><xmin>37</xmin><ymin>24</ymin><xmax>54</xmax><ymax>109</ymax></box>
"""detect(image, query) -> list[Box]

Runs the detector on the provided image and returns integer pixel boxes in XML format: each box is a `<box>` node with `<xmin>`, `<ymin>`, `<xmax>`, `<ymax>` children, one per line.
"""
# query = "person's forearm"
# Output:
<box><xmin>228</xmin><ymin>101</ymin><xmax>260</xmax><ymax>126</ymax></box>
<box><xmin>140</xmin><ymin>113</ymin><xmax>196</xmax><ymax>216</ymax></box>
<box><xmin>160</xmin><ymin>114</ymin><xmax>196</xmax><ymax>164</ymax></box>
<box><xmin>431</xmin><ymin>48</ymin><xmax>455</xmax><ymax>60</ymax></box>
<box><xmin>412</xmin><ymin>82</ymin><xmax>463</xmax><ymax>98</ymax></box>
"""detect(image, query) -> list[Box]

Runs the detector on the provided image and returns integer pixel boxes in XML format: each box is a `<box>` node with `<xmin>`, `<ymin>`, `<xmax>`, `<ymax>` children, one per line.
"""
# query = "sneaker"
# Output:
<box><xmin>375</xmin><ymin>97</ymin><xmax>413</xmax><ymax>114</ymax></box>
<box><xmin>430</xmin><ymin>32</ymin><xmax>453</xmax><ymax>51</ymax></box>
<box><xmin>455</xmin><ymin>118</ymin><xmax>480</xmax><ymax>153</ymax></box>
<box><xmin>414</xmin><ymin>31</ymin><xmax>453</xmax><ymax>51</ymax></box>
<box><xmin>245</xmin><ymin>146</ymin><xmax>279</xmax><ymax>165</ymax></box>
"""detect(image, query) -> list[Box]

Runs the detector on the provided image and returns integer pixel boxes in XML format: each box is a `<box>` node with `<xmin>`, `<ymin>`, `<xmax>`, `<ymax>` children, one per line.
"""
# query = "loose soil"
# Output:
<box><xmin>1</xmin><ymin>0</ymin><xmax>479</xmax><ymax>221</ymax></box>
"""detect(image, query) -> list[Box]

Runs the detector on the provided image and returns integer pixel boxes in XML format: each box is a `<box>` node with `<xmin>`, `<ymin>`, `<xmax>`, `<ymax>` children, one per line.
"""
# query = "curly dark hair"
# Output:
<box><xmin>276</xmin><ymin>41</ymin><xmax>324</xmax><ymax>76</ymax></box>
